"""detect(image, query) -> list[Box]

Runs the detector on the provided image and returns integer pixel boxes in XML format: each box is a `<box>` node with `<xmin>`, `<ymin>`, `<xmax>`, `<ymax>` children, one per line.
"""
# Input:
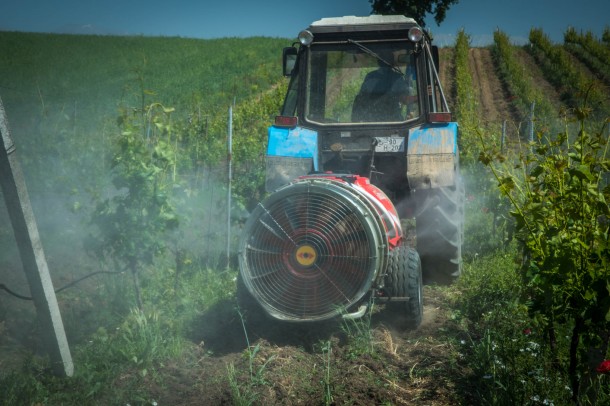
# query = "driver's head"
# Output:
<box><xmin>377</xmin><ymin>49</ymin><xmax>395</xmax><ymax>67</ymax></box>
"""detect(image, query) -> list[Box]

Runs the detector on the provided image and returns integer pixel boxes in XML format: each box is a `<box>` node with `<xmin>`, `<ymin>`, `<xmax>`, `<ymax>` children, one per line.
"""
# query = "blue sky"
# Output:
<box><xmin>1</xmin><ymin>0</ymin><xmax>609</xmax><ymax>46</ymax></box>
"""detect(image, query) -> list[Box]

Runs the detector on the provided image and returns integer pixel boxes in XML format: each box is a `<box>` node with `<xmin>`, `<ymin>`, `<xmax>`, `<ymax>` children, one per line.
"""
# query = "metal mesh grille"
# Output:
<box><xmin>240</xmin><ymin>181</ymin><xmax>383</xmax><ymax>321</ymax></box>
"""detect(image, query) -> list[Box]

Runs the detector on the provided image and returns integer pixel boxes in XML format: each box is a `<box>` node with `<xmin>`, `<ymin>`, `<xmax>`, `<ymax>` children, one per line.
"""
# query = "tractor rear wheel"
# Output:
<box><xmin>415</xmin><ymin>178</ymin><xmax>464</xmax><ymax>285</ymax></box>
<box><xmin>383</xmin><ymin>244</ymin><xmax>423</xmax><ymax>329</ymax></box>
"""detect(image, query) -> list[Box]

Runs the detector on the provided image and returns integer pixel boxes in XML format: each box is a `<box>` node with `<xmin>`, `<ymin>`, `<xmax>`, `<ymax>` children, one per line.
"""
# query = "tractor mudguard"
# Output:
<box><xmin>406</xmin><ymin>122</ymin><xmax>458</xmax><ymax>190</ymax></box>
<box><xmin>265</xmin><ymin>125</ymin><xmax>318</xmax><ymax>192</ymax></box>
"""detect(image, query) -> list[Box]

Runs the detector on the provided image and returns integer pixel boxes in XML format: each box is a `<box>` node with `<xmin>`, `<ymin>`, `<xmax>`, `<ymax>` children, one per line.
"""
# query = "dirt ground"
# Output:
<box><xmin>468</xmin><ymin>47</ymin><xmax>522</xmax><ymax>127</ymax></box>
<box><xmin>439</xmin><ymin>45</ymin><xmax>562</xmax><ymax>148</ymax></box>
<box><xmin>140</xmin><ymin>286</ymin><xmax>470</xmax><ymax>406</ymax></box>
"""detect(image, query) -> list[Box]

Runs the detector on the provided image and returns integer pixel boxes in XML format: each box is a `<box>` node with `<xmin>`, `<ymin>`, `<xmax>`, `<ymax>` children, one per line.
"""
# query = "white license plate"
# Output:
<box><xmin>375</xmin><ymin>137</ymin><xmax>405</xmax><ymax>152</ymax></box>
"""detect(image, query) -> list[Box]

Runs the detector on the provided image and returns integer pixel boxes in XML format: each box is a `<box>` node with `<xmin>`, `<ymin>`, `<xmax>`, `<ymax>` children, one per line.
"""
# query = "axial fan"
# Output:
<box><xmin>238</xmin><ymin>175</ymin><xmax>400</xmax><ymax>321</ymax></box>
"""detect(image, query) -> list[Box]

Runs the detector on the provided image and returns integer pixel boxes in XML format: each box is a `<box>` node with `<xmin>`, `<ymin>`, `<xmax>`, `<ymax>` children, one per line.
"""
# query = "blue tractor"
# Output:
<box><xmin>238</xmin><ymin>15</ymin><xmax>462</xmax><ymax>328</ymax></box>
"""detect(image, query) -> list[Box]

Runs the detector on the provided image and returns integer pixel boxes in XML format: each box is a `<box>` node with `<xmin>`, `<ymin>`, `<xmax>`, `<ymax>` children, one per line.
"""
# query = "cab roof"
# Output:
<box><xmin>308</xmin><ymin>15</ymin><xmax>419</xmax><ymax>34</ymax></box>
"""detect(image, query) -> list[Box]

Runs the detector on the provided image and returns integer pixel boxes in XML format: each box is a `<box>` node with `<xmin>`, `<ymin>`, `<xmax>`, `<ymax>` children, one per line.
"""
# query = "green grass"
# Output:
<box><xmin>0</xmin><ymin>261</ymin><xmax>236</xmax><ymax>405</ymax></box>
<box><xmin>0</xmin><ymin>32</ymin><xmax>287</xmax><ymax>194</ymax></box>
<box><xmin>0</xmin><ymin>32</ymin><xmax>287</xmax><ymax>113</ymax></box>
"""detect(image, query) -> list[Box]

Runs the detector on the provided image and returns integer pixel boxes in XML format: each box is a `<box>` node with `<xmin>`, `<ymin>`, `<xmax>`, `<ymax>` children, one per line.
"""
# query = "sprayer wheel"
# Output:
<box><xmin>384</xmin><ymin>244</ymin><xmax>423</xmax><ymax>329</ymax></box>
<box><xmin>415</xmin><ymin>177</ymin><xmax>464</xmax><ymax>285</ymax></box>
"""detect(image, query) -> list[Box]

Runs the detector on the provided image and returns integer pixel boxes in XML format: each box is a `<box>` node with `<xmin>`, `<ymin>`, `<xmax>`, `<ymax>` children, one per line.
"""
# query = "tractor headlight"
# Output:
<box><xmin>298</xmin><ymin>30</ymin><xmax>314</xmax><ymax>46</ymax></box>
<box><xmin>408</xmin><ymin>26</ymin><xmax>424</xmax><ymax>42</ymax></box>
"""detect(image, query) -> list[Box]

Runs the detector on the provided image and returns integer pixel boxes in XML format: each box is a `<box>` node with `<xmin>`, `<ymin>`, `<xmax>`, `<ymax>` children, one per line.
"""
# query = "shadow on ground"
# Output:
<box><xmin>188</xmin><ymin>294</ymin><xmax>432</xmax><ymax>357</ymax></box>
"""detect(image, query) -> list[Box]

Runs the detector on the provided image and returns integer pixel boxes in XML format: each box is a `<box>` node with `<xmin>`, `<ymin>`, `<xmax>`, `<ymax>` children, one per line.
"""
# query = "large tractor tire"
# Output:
<box><xmin>415</xmin><ymin>178</ymin><xmax>464</xmax><ymax>285</ymax></box>
<box><xmin>383</xmin><ymin>244</ymin><xmax>423</xmax><ymax>329</ymax></box>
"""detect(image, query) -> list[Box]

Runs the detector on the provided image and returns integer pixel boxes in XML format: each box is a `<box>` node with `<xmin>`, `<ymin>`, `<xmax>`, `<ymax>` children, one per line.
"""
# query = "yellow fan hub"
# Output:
<box><xmin>295</xmin><ymin>245</ymin><xmax>317</xmax><ymax>267</ymax></box>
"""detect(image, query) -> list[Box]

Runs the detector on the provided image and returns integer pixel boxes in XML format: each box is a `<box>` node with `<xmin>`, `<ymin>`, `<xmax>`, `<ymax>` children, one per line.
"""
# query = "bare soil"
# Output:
<box><xmin>468</xmin><ymin>47</ymin><xmax>521</xmax><ymax>126</ymax></box>
<box><xmin>438</xmin><ymin>48</ymin><xmax>456</xmax><ymax>111</ymax></box>
<box><xmin>140</xmin><ymin>287</ymin><xmax>470</xmax><ymax>406</ymax></box>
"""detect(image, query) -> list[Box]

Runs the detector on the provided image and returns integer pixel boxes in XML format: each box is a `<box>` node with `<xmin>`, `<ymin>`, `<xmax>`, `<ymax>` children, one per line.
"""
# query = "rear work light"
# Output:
<box><xmin>428</xmin><ymin>112</ymin><xmax>452</xmax><ymax>123</ymax></box>
<box><xmin>274</xmin><ymin>115</ymin><xmax>298</xmax><ymax>128</ymax></box>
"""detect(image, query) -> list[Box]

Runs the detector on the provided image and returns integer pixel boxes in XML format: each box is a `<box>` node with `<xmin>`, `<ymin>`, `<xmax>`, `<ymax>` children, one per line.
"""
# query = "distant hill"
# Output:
<box><xmin>53</xmin><ymin>24</ymin><xmax>127</xmax><ymax>36</ymax></box>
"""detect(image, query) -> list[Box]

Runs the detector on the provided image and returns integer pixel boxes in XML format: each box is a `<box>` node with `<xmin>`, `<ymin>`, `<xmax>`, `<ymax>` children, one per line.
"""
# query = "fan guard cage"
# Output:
<box><xmin>238</xmin><ymin>178</ymin><xmax>388</xmax><ymax>321</ymax></box>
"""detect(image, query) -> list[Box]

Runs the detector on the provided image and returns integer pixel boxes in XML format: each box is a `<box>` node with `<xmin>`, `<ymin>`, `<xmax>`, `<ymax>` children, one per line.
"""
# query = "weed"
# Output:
<box><xmin>226</xmin><ymin>362</ymin><xmax>257</xmax><ymax>406</ymax></box>
<box><xmin>116</xmin><ymin>308</ymin><xmax>185</xmax><ymax>370</ymax></box>
<box><xmin>479</xmin><ymin>97</ymin><xmax>610</xmax><ymax>400</ymax></box>
<box><xmin>320</xmin><ymin>340</ymin><xmax>334</xmax><ymax>406</ymax></box>
<box><xmin>226</xmin><ymin>308</ymin><xmax>276</xmax><ymax>404</ymax></box>
<box><xmin>339</xmin><ymin>299</ymin><xmax>376</xmax><ymax>358</ymax></box>
<box><xmin>463</xmin><ymin>326</ymin><xmax>575</xmax><ymax>405</ymax></box>
<box><xmin>454</xmin><ymin>248</ymin><xmax>524</xmax><ymax>325</ymax></box>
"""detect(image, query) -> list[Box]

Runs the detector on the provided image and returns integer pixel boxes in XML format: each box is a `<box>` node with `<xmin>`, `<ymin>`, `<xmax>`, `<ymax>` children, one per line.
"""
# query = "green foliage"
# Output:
<box><xmin>369</xmin><ymin>0</ymin><xmax>459</xmax><ymax>26</ymax></box>
<box><xmin>88</xmin><ymin>103</ymin><xmax>179</xmax><ymax>308</ymax></box>
<box><xmin>71</xmin><ymin>308</ymin><xmax>184</xmax><ymax>402</ymax></box>
<box><xmin>340</xmin><ymin>310</ymin><xmax>376</xmax><ymax>358</ymax></box>
<box><xmin>227</xmin><ymin>362</ymin><xmax>257</xmax><ymax>406</ymax></box>
<box><xmin>465</xmin><ymin>327</ymin><xmax>573</xmax><ymax>405</ymax></box>
<box><xmin>87</xmin><ymin>308</ymin><xmax>184</xmax><ymax>372</ymax></box>
<box><xmin>226</xmin><ymin>309</ymin><xmax>277</xmax><ymax>405</ymax></box>
<box><xmin>0</xmin><ymin>32</ymin><xmax>286</xmax><ymax>112</ymax></box>
<box><xmin>7</xmin><ymin>25</ymin><xmax>610</xmax><ymax>406</ymax></box>
<box><xmin>0</xmin><ymin>259</ymin><xmax>232</xmax><ymax>404</ymax></box>
<box><xmin>320</xmin><ymin>340</ymin><xmax>334</xmax><ymax>406</ymax></box>
<box><xmin>564</xmin><ymin>26</ymin><xmax>610</xmax><ymax>91</ymax></box>
<box><xmin>479</xmin><ymin>99</ymin><xmax>610</xmax><ymax>400</ymax></box>
<box><xmin>492</xmin><ymin>30</ymin><xmax>556</xmax><ymax>122</ymax></box>
<box><xmin>0</xmin><ymin>307</ymin><xmax>183</xmax><ymax>405</ymax></box>
<box><xmin>165</xmin><ymin>80</ymin><xmax>287</xmax><ymax>212</ymax></box>
<box><xmin>0</xmin><ymin>361</ymin><xmax>52</xmax><ymax>406</ymax></box>
<box><xmin>0</xmin><ymin>29</ymin><xmax>371</xmax><ymax>405</ymax></box>
<box><xmin>604</xmin><ymin>26</ymin><xmax>610</xmax><ymax>45</ymax></box>
<box><xmin>453</xmin><ymin>29</ymin><xmax>480</xmax><ymax>162</ymax></box>
<box><xmin>462</xmin><ymin>163</ymin><xmax>513</xmax><ymax>259</ymax></box>
<box><xmin>528</xmin><ymin>28</ymin><xmax>608</xmax><ymax>117</ymax></box>
<box><xmin>229</xmin><ymin>82</ymin><xmax>288</xmax><ymax>209</ymax></box>
<box><xmin>0</xmin><ymin>32</ymin><xmax>286</xmax><ymax>196</ymax></box>
<box><xmin>451</xmin><ymin>249</ymin><xmax>573</xmax><ymax>405</ymax></box>
<box><xmin>451</xmin><ymin>246</ymin><xmax>610</xmax><ymax>406</ymax></box>
<box><xmin>452</xmin><ymin>30</ymin><xmax>516</xmax><ymax>258</ymax></box>
<box><xmin>455</xmin><ymin>250</ymin><xmax>523</xmax><ymax>325</ymax></box>
<box><xmin>144</xmin><ymin>265</ymin><xmax>236</xmax><ymax>331</ymax></box>
<box><xmin>563</xmin><ymin>42</ymin><xmax>610</xmax><ymax>87</ymax></box>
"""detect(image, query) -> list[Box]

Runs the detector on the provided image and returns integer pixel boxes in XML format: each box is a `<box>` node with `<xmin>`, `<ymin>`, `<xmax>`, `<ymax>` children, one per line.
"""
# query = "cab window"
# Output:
<box><xmin>305</xmin><ymin>42</ymin><xmax>419</xmax><ymax>124</ymax></box>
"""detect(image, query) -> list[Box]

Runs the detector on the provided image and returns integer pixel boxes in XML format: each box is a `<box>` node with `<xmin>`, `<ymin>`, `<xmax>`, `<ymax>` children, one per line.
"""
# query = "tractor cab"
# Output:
<box><xmin>282</xmin><ymin>15</ymin><xmax>449</xmax><ymax>123</ymax></box>
<box><xmin>268</xmin><ymin>15</ymin><xmax>452</xmax><ymax>199</ymax></box>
